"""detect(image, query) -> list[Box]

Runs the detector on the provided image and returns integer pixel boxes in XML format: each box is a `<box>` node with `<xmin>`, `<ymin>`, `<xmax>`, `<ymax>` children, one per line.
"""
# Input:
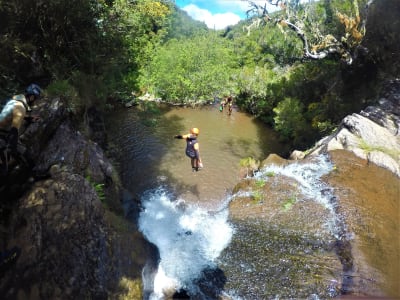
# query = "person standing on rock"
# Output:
<box><xmin>0</xmin><ymin>84</ymin><xmax>41</xmax><ymax>175</ymax></box>
<box><xmin>174</xmin><ymin>127</ymin><xmax>203</xmax><ymax>172</ymax></box>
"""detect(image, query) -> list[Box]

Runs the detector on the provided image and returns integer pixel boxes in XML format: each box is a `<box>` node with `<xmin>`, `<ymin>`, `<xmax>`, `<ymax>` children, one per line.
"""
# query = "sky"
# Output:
<box><xmin>175</xmin><ymin>0</ymin><xmax>269</xmax><ymax>30</ymax></box>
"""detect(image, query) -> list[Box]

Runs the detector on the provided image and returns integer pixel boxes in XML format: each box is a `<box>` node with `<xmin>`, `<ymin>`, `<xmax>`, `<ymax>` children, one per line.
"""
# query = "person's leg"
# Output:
<box><xmin>191</xmin><ymin>158</ymin><xmax>200</xmax><ymax>171</ymax></box>
<box><xmin>191</xmin><ymin>158</ymin><xmax>195</xmax><ymax>168</ymax></box>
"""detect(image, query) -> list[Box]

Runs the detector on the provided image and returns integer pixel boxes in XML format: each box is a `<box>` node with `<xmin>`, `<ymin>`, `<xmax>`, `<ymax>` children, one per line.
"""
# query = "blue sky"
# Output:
<box><xmin>175</xmin><ymin>1</ymin><xmax>311</xmax><ymax>30</ymax></box>
<box><xmin>175</xmin><ymin>0</ymin><xmax>253</xmax><ymax>30</ymax></box>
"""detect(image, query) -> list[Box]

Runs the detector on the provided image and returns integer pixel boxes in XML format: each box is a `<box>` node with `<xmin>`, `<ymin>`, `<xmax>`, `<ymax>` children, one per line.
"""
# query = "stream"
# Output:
<box><xmin>106</xmin><ymin>103</ymin><xmax>288</xmax><ymax>208</ymax></box>
<box><xmin>106</xmin><ymin>102</ymin><xmax>399</xmax><ymax>299</ymax></box>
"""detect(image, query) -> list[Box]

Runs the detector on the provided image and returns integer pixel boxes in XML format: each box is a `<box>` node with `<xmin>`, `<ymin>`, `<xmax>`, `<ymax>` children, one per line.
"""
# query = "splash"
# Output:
<box><xmin>138</xmin><ymin>188</ymin><xmax>233</xmax><ymax>299</ymax></box>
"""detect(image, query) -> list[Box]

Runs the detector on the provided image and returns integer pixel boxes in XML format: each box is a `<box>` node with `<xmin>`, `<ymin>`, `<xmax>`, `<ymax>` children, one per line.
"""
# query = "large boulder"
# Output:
<box><xmin>2</xmin><ymin>170</ymin><xmax>111</xmax><ymax>299</ymax></box>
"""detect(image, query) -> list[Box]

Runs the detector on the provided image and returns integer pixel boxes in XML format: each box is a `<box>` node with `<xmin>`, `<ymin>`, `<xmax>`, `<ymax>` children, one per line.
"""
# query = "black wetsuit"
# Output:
<box><xmin>185</xmin><ymin>135</ymin><xmax>198</xmax><ymax>159</ymax></box>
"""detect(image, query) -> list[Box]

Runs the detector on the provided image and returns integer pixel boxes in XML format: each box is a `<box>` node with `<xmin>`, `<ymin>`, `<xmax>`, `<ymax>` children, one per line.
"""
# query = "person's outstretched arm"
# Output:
<box><xmin>174</xmin><ymin>133</ymin><xmax>191</xmax><ymax>139</ymax></box>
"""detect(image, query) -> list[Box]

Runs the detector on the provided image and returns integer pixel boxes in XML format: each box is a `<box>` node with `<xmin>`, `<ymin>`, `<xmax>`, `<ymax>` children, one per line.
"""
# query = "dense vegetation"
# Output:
<box><xmin>1</xmin><ymin>0</ymin><xmax>397</xmax><ymax>150</ymax></box>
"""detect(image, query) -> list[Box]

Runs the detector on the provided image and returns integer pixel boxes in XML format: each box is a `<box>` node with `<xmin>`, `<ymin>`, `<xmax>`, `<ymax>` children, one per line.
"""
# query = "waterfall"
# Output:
<box><xmin>138</xmin><ymin>187</ymin><xmax>233</xmax><ymax>299</ymax></box>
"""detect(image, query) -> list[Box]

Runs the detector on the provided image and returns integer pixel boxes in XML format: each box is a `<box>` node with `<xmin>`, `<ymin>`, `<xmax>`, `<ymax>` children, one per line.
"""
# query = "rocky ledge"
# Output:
<box><xmin>300</xmin><ymin>78</ymin><xmax>400</xmax><ymax>177</ymax></box>
<box><xmin>0</xmin><ymin>97</ymin><xmax>151</xmax><ymax>299</ymax></box>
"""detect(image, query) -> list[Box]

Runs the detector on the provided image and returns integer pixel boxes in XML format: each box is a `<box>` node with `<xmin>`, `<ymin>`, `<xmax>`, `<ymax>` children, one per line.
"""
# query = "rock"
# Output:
<box><xmin>226</xmin><ymin>157</ymin><xmax>344</xmax><ymax>299</ymax></box>
<box><xmin>307</xmin><ymin>79</ymin><xmax>400</xmax><ymax>177</ymax></box>
<box><xmin>260</xmin><ymin>153</ymin><xmax>289</xmax><ymax>168</ymax></box>
<box><xmin>289</xmin><ymin>150</ymin><xmax>305</xmax><ymax>160</ymax></box>
<box><xmin>124</xmin><ymin>99</ymin><xmax>137</xmax><ymax>108</ymax></box>
<box><xmin>33</xmin><ymin>122</ymin><xmax>114</xmax><ymax>183</ymax></box>
<box><xmin>3</xmin><ymin>172</ymin><xmax>110</xmax><ymax>298</ymax></box>
<box><xmin>361</xmin><ymin>101</ymin><xmax>399</xmax><ymax>135</ymax></box>
<box><xmin>0</xmin><ymin>96</ymin><xmax>149</xmax><ymax>299</ymax></box>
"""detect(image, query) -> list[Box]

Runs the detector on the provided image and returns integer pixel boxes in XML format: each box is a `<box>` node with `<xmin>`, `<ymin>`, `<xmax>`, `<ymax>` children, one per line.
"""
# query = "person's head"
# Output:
<box><xmin>190</xmin><ymin>127</ymin><xmax>200</xmax><ymax>136</ymax></box>
<box><xmin>25</xmin><ymin>83</ymin><xmax>41</xmax><ymax>105</ymax></box>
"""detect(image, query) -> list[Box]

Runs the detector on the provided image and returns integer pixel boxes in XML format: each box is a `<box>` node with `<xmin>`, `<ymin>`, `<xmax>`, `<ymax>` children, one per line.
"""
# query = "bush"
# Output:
<box><xmin>273</xmin><ymin>97</ymin><xmax>306</xmax><ymax>141</ymax></box>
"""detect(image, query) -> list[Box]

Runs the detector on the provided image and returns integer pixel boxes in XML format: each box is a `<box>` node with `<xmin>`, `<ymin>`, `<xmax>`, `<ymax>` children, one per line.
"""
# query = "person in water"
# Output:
<box><xmin>219</xmin><ymin>97</ymin><xmax>227</xmax><ymax>112</ymax></box>
<box><xmin>174</xmin><ymin>127</ymin><xmax>203</xmax><ymax>171</ymax></box>
<box><xmin>226</xmin><ymin>96</ymin><xmax>233</xmax><ymax>115</ymax></box>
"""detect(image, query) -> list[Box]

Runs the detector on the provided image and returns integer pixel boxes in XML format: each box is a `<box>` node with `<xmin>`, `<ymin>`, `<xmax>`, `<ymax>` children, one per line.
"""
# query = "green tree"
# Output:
<box><xmin>139</xmin><ymin>32</ymin><xmax>239</xmax><ymax>102</ymax></box>
<box><xmin>241</xmin><ymin>0</ymin><xmax>372</xmax><ymax>64</ymax></box>
<box><xmin>273</xmin><ymin>97</ymin><xmax>307</xmax><ymax>142</ymax></box>
<box><xmin>0</xmin><ymin>0</ymin><xmax>171</xmax><ymax>102</ymax></box>
<box><xmin>163</xmin><ymin>4</ymin><xmax>208</xmax><ymax>40</ymax></box>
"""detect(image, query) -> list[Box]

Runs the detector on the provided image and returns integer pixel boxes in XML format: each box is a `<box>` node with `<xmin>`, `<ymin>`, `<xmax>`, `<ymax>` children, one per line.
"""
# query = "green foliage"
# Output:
<box><xmin>283</xmin><ymin>195</ymin><xmax>297</xmax><ymax>211</ymax></box>
<box><xmin>235</xmin><ymin>65</ymin><xmax>283</xmax><ymax>124</ymax></box>
<box><xmin>46</xmin><ymin>80</ymin><xmax>79</xmax><ymax>112</ymax></box>
<box><xmin>0</xmin><ymin>0</ymin><xmax>384</xmax><ymax>151</ymax></box>
<box><xmin>273</xmin><ymin>97</ymin><xmax>307</xmax><ymax>142</ymax></box>
<box><xmin>94</xmin><ymin>183</ymin><xmax>106</xmax><ymax>203</ymax></box>
<box><xmin>0</xmin><ymin>0</ymin><xmax>111</xmax><ymax>82</ymax></box>
<box><xmin>252</xmin><ymin>190</ymin><xmax>264</xmax><ymax>204</ymax></box>
<box><xmin>139</xmin><ymin>32</ymin><xmax>239</xmax><ymax>102</ymax></box>
<box><xmin>255</xmin><ymin>179</ymin><xmax>266</xmax><ymax>188</ymax></box>
<box><xmin>239</xmin><ymin>156</ymin><xmax>260</xmax><ymax>177</ymax></box>
<box><xmin>258</xmin><ymin>23</ymin><xmax>303</xmax><ymax>66</ymax></box>
<box><xmin>86</xmin><ymin>176</ymin><xmax>106</xmax><ymax>203</ymax></box>
<box><xmin>0</xmin><ymin>0</ymin><xmax>172</xmax><ymax>107</ymax></box>
<box><xmin>163</xmin><ymin>4</ymin><xmax>208</xmax><ymax>40</ymax></box>
<box><xmin>239</xmin><ymin>157</ymin><xmax>259</xmax><ymax>169</ymax></box>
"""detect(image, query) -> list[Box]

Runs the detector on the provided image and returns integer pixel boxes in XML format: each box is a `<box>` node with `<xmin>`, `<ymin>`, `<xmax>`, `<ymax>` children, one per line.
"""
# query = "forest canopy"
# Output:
<box><xmin>1</xmin><ymin>0</ymin><xmax>397</xmax><ymax>149</ymax></box>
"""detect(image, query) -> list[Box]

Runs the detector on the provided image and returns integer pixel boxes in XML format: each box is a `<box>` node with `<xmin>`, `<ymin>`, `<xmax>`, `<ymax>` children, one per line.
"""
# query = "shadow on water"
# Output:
<box><xmin>171</xmin><ymin>267</ymin><xmax>227</xmax><ymax>299</ymax></box>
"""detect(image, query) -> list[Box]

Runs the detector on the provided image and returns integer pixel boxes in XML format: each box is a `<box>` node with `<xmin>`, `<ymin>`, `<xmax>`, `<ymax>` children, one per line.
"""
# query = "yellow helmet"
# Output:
<box><xmin>190</xmin><ymin>127</ymin><xmax>200</xmax><ymax>135</ymax></box>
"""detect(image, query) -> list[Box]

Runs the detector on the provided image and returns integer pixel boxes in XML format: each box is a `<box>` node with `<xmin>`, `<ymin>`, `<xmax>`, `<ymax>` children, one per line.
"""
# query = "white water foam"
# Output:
<box><xmin>138</xmin><ymin>187</ymin><xmax>233</xmax><ymax>299</ymax></box>
<box><xmin>254</xmin><ymin>155</ymin><xmax>333</xmax><ymax>204</ymax></box>
<box><xmin>251</xmin><ymin>154</ymin><xmax>342</xmax><ymax>236</ymax></box>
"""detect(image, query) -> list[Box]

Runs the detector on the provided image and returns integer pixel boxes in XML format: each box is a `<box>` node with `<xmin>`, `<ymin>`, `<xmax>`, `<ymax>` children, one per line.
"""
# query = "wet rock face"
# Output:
<box><xmin>225</xmin><ymin>155</ymin><xmax>346</xmax><ymax>299</ymax></box>
<box><xmin>326</xmin><ymin>150</ymin><xmax>400</xmax><ymax>297</ymax></box>
<box><xmin>0</xmin><ymin>97</ymin><xmax>147</xmax><ymax>299</ymax></box>
<box><xmin>226</xmin><ymin>150</ymin><xmax>399</xmax><ymax>299</ymax></box>
<box><xmin>2</xmin><ymin>171</ymin><xmax>111</xmax><ymax>299</ymax></box>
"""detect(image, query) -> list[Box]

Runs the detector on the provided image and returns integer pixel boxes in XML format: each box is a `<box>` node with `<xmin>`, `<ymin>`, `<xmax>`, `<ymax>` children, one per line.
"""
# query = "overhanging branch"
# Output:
<box><xmin>241</xmin><ymin>0</ymin><xmax>374</xmax><ymax>64</ymax></box>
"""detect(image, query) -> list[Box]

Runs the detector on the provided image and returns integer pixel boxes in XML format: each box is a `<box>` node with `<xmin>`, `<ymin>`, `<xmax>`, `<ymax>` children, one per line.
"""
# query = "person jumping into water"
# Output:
<box><xmin>174</xmin><ymin>127</ymin><xmax>203</xmax><ymax>172</ymax></box>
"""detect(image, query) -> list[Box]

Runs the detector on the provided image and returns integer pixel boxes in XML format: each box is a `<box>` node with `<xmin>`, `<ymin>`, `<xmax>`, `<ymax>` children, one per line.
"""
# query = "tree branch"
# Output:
<box><xmin>242</xmin><ymin>0</ymin><xmax>373</xmax><ymax>64</ymax></box>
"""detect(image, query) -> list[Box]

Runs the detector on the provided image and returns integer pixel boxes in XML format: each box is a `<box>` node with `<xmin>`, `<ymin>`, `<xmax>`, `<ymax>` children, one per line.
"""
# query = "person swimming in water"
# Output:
<box><xmin>174</xmin><ymin>127</ymin><xmax>203</xmax><ymax>171</ymax></box>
